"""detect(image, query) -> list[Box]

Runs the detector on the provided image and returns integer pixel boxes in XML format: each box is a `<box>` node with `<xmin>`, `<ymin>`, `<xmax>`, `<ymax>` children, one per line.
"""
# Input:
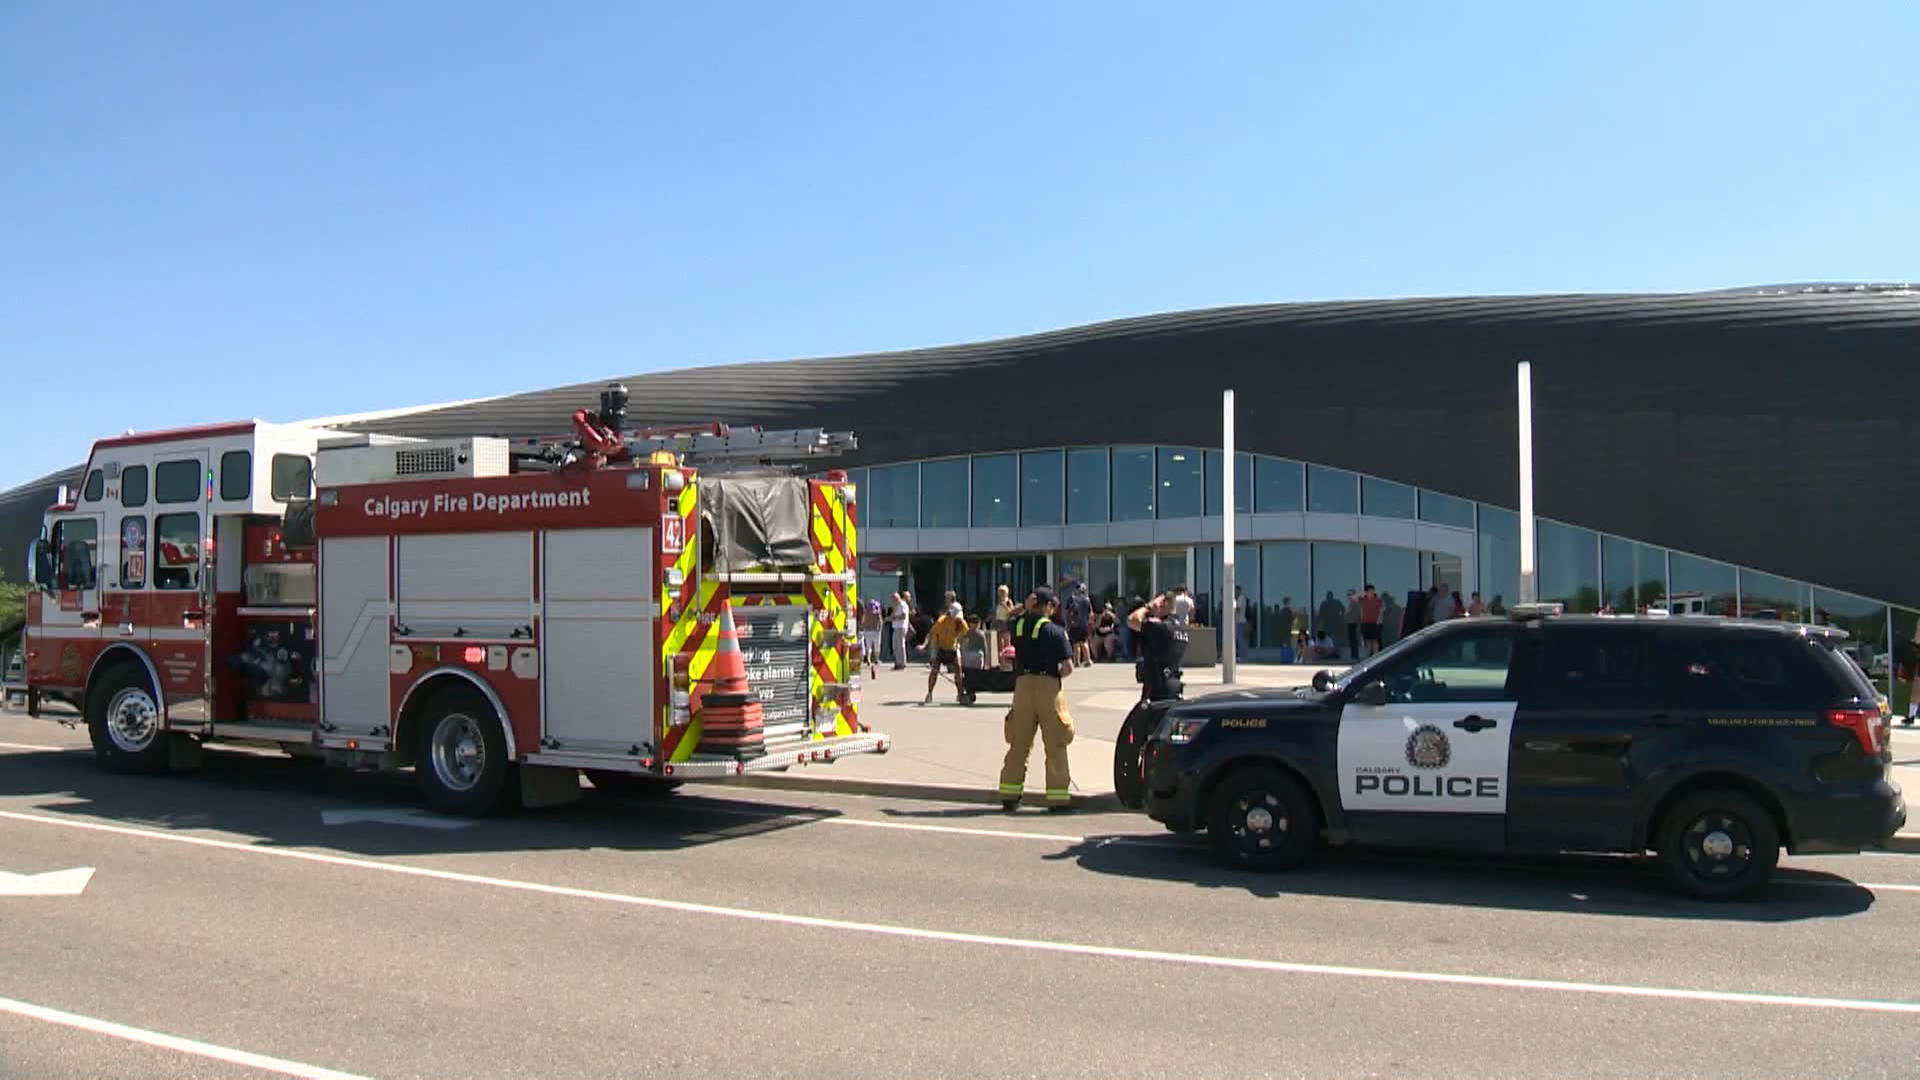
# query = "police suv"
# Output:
<box><xmin>1136</xmin><ymin>605</ymin><xmax>1906</xmax><ymax>899</ymax></box>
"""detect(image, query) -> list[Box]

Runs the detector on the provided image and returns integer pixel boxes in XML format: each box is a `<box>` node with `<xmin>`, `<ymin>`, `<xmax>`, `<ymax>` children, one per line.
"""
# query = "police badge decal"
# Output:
<box><xmin>1404</xmin><ymin>724</ymin><xmax>1451</xmax><ymax>769</ymax></box>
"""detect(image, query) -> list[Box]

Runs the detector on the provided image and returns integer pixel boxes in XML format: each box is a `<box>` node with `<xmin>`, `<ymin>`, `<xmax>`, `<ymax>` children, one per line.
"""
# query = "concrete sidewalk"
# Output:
<box><xmin>737</xmin><ymin>661</ymin><xmax>1320</xmax><ymax>808</ymax></box>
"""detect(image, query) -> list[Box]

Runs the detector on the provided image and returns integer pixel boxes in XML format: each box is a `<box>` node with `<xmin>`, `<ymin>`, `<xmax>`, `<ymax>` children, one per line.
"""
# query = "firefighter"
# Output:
<box><xmin>997</xmin><ymin>586</ymin><xmax>1077</xmax><ymax>812</ymax></box>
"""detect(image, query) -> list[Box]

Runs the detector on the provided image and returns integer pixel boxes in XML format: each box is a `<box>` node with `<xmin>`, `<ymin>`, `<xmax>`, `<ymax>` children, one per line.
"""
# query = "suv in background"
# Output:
<box><xmin>1139</xmin><ymin>609</ymin><xmax>1905</xmax><ymax>899</ymax></box>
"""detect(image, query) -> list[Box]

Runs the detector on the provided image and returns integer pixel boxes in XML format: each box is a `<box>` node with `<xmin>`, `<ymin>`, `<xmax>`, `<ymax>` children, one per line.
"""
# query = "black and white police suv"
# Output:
<box><xmin>1135</xmin><ymin>605</ymin><xmax>1906</xmax><ymax>899</ymax></box>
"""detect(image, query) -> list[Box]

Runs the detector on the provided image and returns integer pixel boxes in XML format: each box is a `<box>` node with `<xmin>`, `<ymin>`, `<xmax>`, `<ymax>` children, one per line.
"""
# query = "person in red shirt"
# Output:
<box><xmin>1357</xmin><ymin>584</ymin><xmax>1386</xmax><ymax>657</ymax></box>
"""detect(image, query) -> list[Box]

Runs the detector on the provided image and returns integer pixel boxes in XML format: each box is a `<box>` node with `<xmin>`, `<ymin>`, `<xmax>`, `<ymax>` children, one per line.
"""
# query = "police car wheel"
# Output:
<box><xmin>1656</xmin><ymin>789</ymin><xmax>1780</xmax><ymax>901</ymax></box>
<box><xmin>1206</xmin><ymin>767</ymin><xmax>1317</xmax><ymax>871</ymax></box>
<box><xmin>1112</xmin><ymin>703</ymin><xmax>1154</xmax><ymax>811</ymax></box>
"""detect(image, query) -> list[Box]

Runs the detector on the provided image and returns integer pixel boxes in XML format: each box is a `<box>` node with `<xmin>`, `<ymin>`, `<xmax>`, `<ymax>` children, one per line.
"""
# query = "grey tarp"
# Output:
<box><xmin>702</xmin><ymin>476</ymin><xmax>814</xmax><ymax>571</ymax></box>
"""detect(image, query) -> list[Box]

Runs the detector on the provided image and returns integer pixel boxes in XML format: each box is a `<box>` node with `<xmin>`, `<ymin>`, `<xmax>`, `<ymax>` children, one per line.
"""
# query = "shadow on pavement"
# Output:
<box><xmin>0</xmin><ymin>746</ymin><xmax>853</xmax><ymax>860</ymax></box>
<box><xmin>1045</xmin><ymin>831</ymin><xmax>1877</xmax><ymax>923</ymax></box>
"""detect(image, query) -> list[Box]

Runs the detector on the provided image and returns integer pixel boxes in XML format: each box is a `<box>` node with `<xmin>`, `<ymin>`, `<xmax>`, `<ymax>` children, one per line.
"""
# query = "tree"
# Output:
<box><xmin>0</xmin><ymin>582</ymin><xmax>24</xmax><ymax>628</ymax></box>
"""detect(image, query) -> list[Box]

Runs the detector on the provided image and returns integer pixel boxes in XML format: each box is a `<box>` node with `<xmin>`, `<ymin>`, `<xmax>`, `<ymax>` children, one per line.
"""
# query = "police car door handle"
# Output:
<box><xmin>1454</xmin><ymin>715</ymin><xmax>1498</xmax><ymax>733</ymax></box>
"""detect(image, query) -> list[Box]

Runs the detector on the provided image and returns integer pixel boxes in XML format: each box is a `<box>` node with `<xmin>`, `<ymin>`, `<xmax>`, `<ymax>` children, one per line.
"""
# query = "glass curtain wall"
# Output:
<box><xmin>971</xmin><ymin>455</ymin><xmax>1017</xmax><ymax>528</ymax></box>
<box><xmin>1260</xmin><ymin>542</ymin><xmax>1309</xmax><ymax>649</ymax></box>
<box><xmin>1670</xmin><ymin>553</ymin><xmax>1738</xmax><ymax>616</ymax></box>
<box><xmin>919</xmin><ymin>459</ymin><xmax>968</xmax><ymax>528</ymax></box>
<box><xmin>1066</xmin><ymin>449</ymin><xmax>1109</xmax><ymax>525</ymax></box>
<box><xmin>1111</xmin><ymin>448</ymin><xmax>1155</xmax><ymax>521</ymax></box>
<box><xmin>1739</xmin><ymin>569</ymin><xmax>1807</xmax><ymax>622</ymax></box>
<box><xmin>1310</xmin><ymin>543</ymin><xmax>1363</xmax><ymax>656</ymax></box>
<box><xmin>1602</xmin><ymin>537</ymin><xmax>1667</xmax><ymax>613</ymax></box>
<box><xmin>1019</xmin><ymin>451</ymin><xmax>1063</xmax><ymax>527</ymax></box>
<box><xmin>1364</xmin><ymin>545</ymin><xmax>1420</xmax><ymax>644</ymax></box>
<box><xmin>1477</xmin><ymin>506</ymin><xmax>1520</xmax><ymax>612</ymax></box>
<box><xmin>1537</xmin><ymin>520</ymin><xmax>1601</xmax><ymax>613</ymax></box>
<box><xmin>1156</xmin><ymin>449</ymin><xmax>1204</xmax><ymax>520</ymax></box>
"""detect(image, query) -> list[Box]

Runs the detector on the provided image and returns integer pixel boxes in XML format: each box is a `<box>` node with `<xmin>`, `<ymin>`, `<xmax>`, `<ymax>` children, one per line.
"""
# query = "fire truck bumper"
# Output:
<box><xmin>662</xmin><ymin>731</ymin><xmax>891</xmax><ymax>779</ymax></box>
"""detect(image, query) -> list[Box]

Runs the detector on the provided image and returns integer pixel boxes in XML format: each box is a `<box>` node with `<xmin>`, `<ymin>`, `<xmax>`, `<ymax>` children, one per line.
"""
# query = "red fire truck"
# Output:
<box><xmin>15</xmin><ymin>387</ymin><xmax>884</xmax><ymax>813</ymax></box>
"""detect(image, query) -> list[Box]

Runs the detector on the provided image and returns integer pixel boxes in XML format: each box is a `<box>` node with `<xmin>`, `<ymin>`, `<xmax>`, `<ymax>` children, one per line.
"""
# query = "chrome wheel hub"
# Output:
<box><xmin>1701</xmin><ymin>830</ymin><xmax>1735</xmax><ymax>860</ymax></box>
<box><xmin>106</xmin><ymin>688</ymin><xmax>159</xmax><ymax>753</ymax></box>
<box><xmin>430</xmin><ymin>713</ymin><xmax>486</xmax><ymax>792</ymax></box>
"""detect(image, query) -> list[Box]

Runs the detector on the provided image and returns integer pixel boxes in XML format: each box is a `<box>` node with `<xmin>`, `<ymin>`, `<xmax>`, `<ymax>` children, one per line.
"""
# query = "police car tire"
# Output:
<box><xmin>1206</xmin><ymin>766</ymin><xmax>1318</xmax><ymax>871</ymax></box>
<box><xmin>1655</xmin><ymin>788</ymin><xmax>1780</xmax><ymax>901</ymax></box>
<box><xmin>585</xmin><ymin>770</ymin><xmax>684</xmax><ymax>798</ymax></box>
<box><xmin>1112</xmin><ymin>703</ymin><xmax>1154</xmax><ymax>811</ymax></box>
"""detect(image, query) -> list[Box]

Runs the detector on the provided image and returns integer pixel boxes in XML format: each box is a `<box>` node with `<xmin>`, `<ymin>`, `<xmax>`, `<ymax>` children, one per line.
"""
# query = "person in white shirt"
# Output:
<box><xmin>890</xmin><ymin>592</ymin><xmax>913</xmax><ymax>670</ymax></box>
<box><xmin>1170</xmin><ymin>586</ymin><xmax>1194</xmax><ymax>627</ymax></box>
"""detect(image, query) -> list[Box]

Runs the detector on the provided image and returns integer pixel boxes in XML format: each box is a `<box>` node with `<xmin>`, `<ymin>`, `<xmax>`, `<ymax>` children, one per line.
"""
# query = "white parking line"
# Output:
<box><xmin>2</xmin><ymin>808</ymin><xmax>1917</xmax><ymax>1017</ymax></box>
<box><xmin>0</xmin><ymin>742</ymin><xmax>68</xmax><ymax>753</ymax></box>
<box><xmin>0</xmin><ymin>993</ymin><xmax>370</xmax><ymax>1079</ymax></box>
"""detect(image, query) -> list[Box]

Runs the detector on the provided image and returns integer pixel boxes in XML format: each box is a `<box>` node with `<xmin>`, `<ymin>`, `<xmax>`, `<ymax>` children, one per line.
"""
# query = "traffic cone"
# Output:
<box><xmin>697</xmin><ymin>604</ymin><xmax>765</xmax><ymax>757</ymax></box>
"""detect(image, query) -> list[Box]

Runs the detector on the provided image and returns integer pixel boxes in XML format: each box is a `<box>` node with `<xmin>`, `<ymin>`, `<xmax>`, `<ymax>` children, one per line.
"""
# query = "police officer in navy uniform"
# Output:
<box><xmin>997</xmin><ymin>587</ymin><xmax>1077</xmax><ymax>811</ymax></box>
<box><xmin>1128</xmin><ymin>592</ymin><xmax>1189</xmax><ymax>703</ymax></box>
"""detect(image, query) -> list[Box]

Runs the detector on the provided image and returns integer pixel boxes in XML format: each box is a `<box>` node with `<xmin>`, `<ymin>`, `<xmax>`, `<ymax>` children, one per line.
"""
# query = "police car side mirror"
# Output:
<box><xmin>1351</xmin><ymin>681</ymin><xmax>1388</xmax><ymax>707</ymax></box>
<box><xmin>1311</xmin><ymin>669</ymin><xmax>1332</xmax><ymax>693</ymax></box>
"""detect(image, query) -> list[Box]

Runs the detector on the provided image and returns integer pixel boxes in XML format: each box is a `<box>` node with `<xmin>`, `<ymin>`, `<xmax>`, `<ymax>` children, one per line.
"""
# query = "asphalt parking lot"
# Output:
<box><xmin>2</xmin><ymin>711</ymin><xmax>1917</xmax><ymax>1079</ymax></box>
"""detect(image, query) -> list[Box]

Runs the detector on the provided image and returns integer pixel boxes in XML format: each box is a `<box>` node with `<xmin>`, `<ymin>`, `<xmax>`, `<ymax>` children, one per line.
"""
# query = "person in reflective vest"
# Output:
<box><xmin>998</xmin><ymin>587</ymin><xmax>1078</xmax><ymax>811</ymax></box>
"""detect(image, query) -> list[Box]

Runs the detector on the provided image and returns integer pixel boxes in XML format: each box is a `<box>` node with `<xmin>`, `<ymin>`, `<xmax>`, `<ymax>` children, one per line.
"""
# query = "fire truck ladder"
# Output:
<box><xmin>625</xmin><ymin>426</ymin><xmax>857</xmax><ymax>465</ymax></box>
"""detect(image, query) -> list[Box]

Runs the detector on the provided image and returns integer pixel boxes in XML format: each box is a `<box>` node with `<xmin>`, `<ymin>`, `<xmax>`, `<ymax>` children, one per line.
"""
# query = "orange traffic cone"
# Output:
<box><xmin>697</xmin><ymin>604</ymin><xmax>766</xmax><ymax>757</ymax></box>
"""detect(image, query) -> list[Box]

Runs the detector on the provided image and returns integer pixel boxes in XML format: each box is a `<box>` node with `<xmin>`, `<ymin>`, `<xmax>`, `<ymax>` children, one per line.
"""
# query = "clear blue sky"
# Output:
<box><xmin>3</xmin><ymin>1</ymin><xmax>1914</xmax><ymax>489</ymax></box>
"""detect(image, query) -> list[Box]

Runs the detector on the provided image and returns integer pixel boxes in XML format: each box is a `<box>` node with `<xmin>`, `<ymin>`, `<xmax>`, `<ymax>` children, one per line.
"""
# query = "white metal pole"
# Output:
<box><xmin>1517</xmin><ymin>362</ymin><xmax>1537</xmax><ymax>605</ymax></box>
<box><xmin>1222</xmin><ymin>389</ymin><xmax>1237</xmax><ymax>684</ymax></box>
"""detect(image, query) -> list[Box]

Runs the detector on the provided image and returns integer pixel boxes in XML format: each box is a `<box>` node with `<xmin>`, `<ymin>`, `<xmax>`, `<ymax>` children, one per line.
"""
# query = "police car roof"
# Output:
<box><xmin>1488</xmin><ymin>610</ymin><xmax>1852</xmax><ymax>641</ymax></box>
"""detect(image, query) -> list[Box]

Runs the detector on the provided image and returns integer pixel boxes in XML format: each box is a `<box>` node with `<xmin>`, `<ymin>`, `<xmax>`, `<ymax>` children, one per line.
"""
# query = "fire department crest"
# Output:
<box><xmin>1404</xmin><ymin>724</ymin><xmax>1451</xmax><ymax>769</ymax></box>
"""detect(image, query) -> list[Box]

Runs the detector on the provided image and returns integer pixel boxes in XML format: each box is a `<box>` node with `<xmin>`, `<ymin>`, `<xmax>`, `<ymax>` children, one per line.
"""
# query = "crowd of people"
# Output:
<box><xmin>1261</xmin><ymin>583</ymin><xmax>1508</xmax><ymax>663</ymax></box>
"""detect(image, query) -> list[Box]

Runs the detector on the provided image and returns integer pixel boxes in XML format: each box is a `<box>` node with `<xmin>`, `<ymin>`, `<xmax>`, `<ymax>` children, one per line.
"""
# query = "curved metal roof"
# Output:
<box><xmin>5</xmin><ymin>287</ymin><xmax>1919</xmax><ymax>608</ymax></box>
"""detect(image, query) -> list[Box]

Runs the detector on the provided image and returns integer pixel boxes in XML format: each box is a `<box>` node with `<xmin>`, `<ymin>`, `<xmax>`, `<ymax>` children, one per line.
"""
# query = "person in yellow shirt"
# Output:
<box><xmin>924</xmin><ymin>602</ymin><xmax>969</xmax><ymax>704</ymax></box>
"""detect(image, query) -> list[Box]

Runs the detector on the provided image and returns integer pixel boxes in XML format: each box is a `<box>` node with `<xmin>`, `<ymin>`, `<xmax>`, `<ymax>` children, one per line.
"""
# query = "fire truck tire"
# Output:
<box><xmin>584</xmin><ymin>771</ymin><xmax>684</xmax><ymax>799</ymax></box>
<box><xmin>87</xmin><ymin>662</ymin><xmax>171</xmax><ymax>776</ymax></box>
<box><xmin>414</xmin><ymin>685</ymin><xmax>515</xmax><ymax>816</ymax></box>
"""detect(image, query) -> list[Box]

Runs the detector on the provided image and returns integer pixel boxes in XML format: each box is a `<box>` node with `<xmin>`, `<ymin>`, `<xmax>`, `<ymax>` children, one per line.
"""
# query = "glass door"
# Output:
<box><xmin>1122</xmin><ymin>553</ymin><xmax>1153</xmax><ymax>607</ymax></box>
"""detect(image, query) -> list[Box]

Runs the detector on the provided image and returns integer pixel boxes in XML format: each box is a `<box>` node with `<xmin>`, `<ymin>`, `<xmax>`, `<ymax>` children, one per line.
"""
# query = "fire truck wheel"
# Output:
<box><xmin>415</xmin><ymin>685</ymin><xmax>514</xmax><ymax>816</ymax></box>
<box><xmin>87</xmin><ymin>663</ymin><xmax>170</xmax><ymax>776</ymax></box>
<box><xmin>584</xmin><ymin>770</ymin><xmax>684</xmax><ymax>799</ymax></box>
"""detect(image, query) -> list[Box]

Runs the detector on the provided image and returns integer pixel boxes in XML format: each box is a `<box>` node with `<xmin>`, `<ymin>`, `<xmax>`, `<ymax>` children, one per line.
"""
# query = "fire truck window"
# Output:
<box><xmin>155</xmin><ymin>460</ymin><xmax>200</xmax><ymax>504</ymax></box>
<box><xmin>154</xmin><ymin>513</ymin><xmax>201</xmax><ymax>591</ymax></box>
<box><xmin>119</xmin><ymin>516</ymin><xmax>148</xmax><ymax>590</ymax></box>
<box><xmin>220</xmin><ymin>450</ymin><xmax>252</xmax><ymax>501</ymax></box>
<box><xmin>271</xmin><ymin>454</ymin><xmax>312</xmax><ymax>500</ymax></box>
<box><xmin>121</xmin><ymin>465</ymin><xmax>149</xmax><ymax>507</ymax></box>
<box><xmin>83</xmin><ymin>469</ymin><xmax>104</xmax><ymax>503</ymax></box>
<box><xmin>52</xmin><ymin>519</ymin><xmax>99</xmax><ymax>591</ymax></box>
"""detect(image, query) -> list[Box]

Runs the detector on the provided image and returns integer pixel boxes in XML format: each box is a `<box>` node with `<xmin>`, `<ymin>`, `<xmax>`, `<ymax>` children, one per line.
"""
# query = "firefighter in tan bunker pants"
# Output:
<box><xmin>998</xmin><ymin>587</ymin><xmax>1078</xmax><ymax>812</ymax></box>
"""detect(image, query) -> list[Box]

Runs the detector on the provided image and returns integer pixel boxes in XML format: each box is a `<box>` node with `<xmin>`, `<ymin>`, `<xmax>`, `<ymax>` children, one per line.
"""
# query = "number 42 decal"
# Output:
<box><xmin>660</xmin><ymin>516</ymin><xmax>684</xmax><ymax>554</ymax></box>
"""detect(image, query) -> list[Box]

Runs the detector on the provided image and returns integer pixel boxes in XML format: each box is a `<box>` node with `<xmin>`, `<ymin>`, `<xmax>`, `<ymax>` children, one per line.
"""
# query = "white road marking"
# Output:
<box><xmin>0</xmin><ymin>741</ymin><xmax>69</xmax><ymax>753</ymax></box>
<box><xmin>1</xmin><ymin>809</ymin><xmax>1916</xmax><ymax>1017</ymax></box>
<box><xmin>320</xmin><ymin>808</ymin><xmax>474</xmax><ymax>831</ymax></box>
<box><xmin>0</xmin><ymin>993</ymin><xmax>371</xmax><ymax>1079</ymax></box>
<box><xmin>0</xmin><ymin>867</ymin><xmax>93</xmax><ymax>896</ymax></box>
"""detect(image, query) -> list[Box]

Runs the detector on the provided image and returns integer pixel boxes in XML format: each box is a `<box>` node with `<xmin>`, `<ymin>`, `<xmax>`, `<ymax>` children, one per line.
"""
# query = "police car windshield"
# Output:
<box><xmin>1327</xmin><ymin>622</ymin><xmax>1449</xmax><ymax>691</ymax></box>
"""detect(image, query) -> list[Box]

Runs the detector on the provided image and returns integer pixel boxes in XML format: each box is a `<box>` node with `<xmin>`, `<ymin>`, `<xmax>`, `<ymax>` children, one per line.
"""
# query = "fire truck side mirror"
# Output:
<box><xmin>28</xmin><ymin>538</ymin><xmax>55</xmax><ymax>592</ymax></box>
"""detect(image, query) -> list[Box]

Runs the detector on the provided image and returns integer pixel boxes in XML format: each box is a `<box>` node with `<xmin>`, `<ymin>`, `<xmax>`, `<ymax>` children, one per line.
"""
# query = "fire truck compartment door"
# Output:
<box><xmin>541</xmin><ymin>527</ymin><xmax>657</xmax><ymax>754</ymax></box>
<box><xmin>320</xmin><ymin>536</ymin><xmax>391</xmax><ymax>738</ymax></box>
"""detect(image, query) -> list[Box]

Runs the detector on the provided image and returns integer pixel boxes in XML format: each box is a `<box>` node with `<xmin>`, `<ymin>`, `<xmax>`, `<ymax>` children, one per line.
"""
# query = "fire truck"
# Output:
<box><xmin>13</xmin><ymin>386</ymin><xmax>884</xmax><ymax>813</ymax></box>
